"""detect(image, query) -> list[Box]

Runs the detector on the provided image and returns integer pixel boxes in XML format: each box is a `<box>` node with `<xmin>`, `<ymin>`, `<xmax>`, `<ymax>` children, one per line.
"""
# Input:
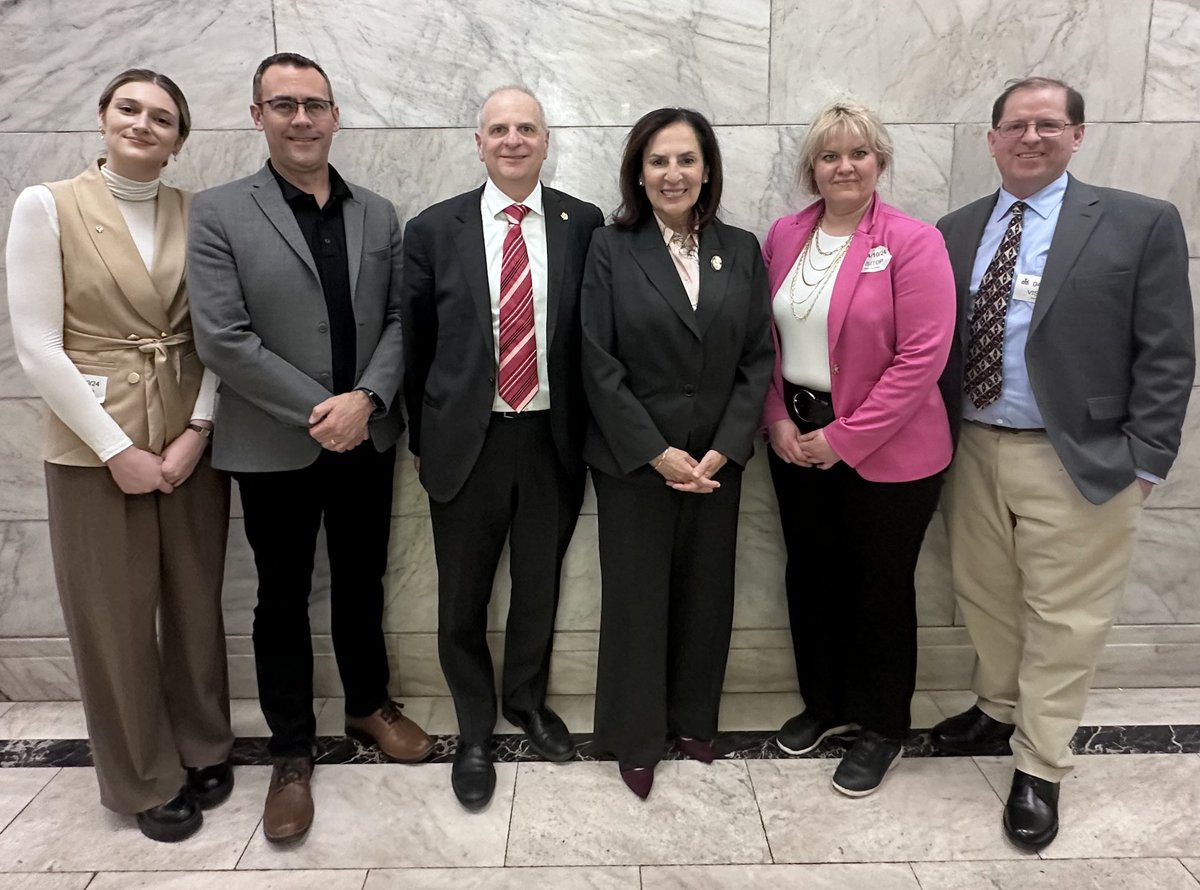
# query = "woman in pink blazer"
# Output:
<box><xmin>762</xmin><ymin>102</ymin><xmax>955</xmax><ymax>796</ymax></box>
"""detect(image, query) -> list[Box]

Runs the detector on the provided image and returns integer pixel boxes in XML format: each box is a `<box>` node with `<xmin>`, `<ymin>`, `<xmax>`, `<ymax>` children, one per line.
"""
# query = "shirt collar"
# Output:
<box><xmin>268</xmin><ymin>160</ymin><xmax>353</xmax><ymax>205</ymax></box>
<box><xmin>483</xmin><ymin>177</ymin><xmax>543</xmax><ymax>219</ymax></box>
<box><xmin>993</xmin><ymin>171</ymin><xmax>1068</xmax><ymax>223</ymax></box>
<box><xmin>654</xmin><ymin>213</ymin><xmax>698</xmax><ymax>254</ymax></box>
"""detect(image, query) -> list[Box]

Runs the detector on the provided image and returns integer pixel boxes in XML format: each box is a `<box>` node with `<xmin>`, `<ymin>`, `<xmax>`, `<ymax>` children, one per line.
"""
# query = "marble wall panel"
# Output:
<box><xmin>274</xmin><ymin>0</ymin><xmax>771</xmax><ymax>128</ymax></box>
<box><xmin>770</xmin><ymin>0</ymin><xmax>1152</xmax><ymax>125</ymax></box>
<box><xmin>950</xmin><ymin>122</ymin><xmax>1200</xmax><ymax>255</ymax></box>
<box><xmin>0</xmin><ymin>400</ymin><xmax>48</xmax><ymax>522</ymax></box>
<box><xmin>0</xmin><ymin>1</ymin><xmax>275</xmax><ymax>132</ymax></box>
<box><xmin>1122</xmin><ymin>508</ymin><xmax>1200</xmax><ymax>624</ymax></box>
<box><xmin>1144</xmin><ymin>0</ymin><xmax>1200</xmax><ymax>121</ymax></box>
<box><xmin>0</xmin><ymin>522</ymin><xmax>63</xmax><ymax>638</ymax></box>
<box><xmin>1152</xmin><ymin>386</ymin><xmax>1200</xmax><ymax>508</ymax></box>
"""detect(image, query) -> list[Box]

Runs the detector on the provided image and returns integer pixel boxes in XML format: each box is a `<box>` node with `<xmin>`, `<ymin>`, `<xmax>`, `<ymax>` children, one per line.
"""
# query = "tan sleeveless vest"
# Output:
<box><xmin>44</xmin><ymin>164</ymin><xmax>202</xmax><ymax>466</ymax></box>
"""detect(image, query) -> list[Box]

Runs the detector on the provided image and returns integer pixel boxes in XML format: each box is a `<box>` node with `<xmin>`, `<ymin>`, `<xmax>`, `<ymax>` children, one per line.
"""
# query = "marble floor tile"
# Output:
<box><xmin>640</xmin><ymin>863</ymin><xmax>922</xmax><ymax>889</ymax></box>
<box><xmin>505</xmin><ymin>761</ymin><xmax>770</xmax><ymax>866</ymax></box>
<box><xmin>1181</xmin><ymin>859</ymin><xmax>1200</xmax><ymax>882</ymax></box>
<box><xmin>363</xmin><ymin>866</ymin><xmax>640</xmax><ymax>889</ymax></box>
<box><xmin>87</xmin><ymin>872</ymin><xmax>368</xmax><ymax>889</ymax></box>
<box><xmin>929</xmin><ymin>690</ymin><xmax>977</xmax><ymax>720</ymax></box>
<box><xmin>0</xmin><ymin>766</ymin><xmax>268</xmax><ymax>871</ymax></box>
<box><xmin>749</xmin><ymin>757</ymin><xmax>1020</xmax><ymax>862</ymax></box>
<box><xmin>0</xmin><ymin>875</ymin><xmax>94</xmax><ymax>890</ymax></box>
<box><xmin>229</xmin><ymin>698</ymin><xmax>274</xmax><ymax>738</ymax></box>
<box><xmin>1081</xmin><ymin>687</ymin><xmax>1200</xmax><ymax>725</ymax></box>
<box><xmin>912</xmin><ymin>857</ymin><xmax>1199</xmax><ymax>889</ymax></box>
<box><xmin>974</xmin><ymin>754</ymin><xmax>1200</xmax><ymax>858</ymax></box>
<box><xmin>0</xmin><ymin>766</ymin><xmax>56</xmax><ymax>832</ymax></box>
<box><xmin>0</xmin><ymin>701</ymin><xmax>87</xmax><ymax>739</ymax></box>
<box><xmin>237</xmin><ymin>763</ymin><xmax>515</xmax><ymax>869</ymax></box>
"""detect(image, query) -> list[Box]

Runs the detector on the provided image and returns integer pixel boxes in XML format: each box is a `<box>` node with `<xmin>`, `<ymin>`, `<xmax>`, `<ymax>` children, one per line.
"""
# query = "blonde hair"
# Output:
<box><xmin>797</xmin><ymin>102</ymin><xmax>893</xmax><ymax>195</ymax></box>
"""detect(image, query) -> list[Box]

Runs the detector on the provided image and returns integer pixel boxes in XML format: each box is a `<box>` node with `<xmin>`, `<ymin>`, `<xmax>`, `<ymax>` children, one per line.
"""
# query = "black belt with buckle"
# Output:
<box><xmin>966</xmin><ymin>419</ymin><xmax>1045</xmax><ymax>434</ymax></box>
<box><xmin>783</xmin><ymin>380</ymin><xmax>834</xmax><ymax>428</ymax></box>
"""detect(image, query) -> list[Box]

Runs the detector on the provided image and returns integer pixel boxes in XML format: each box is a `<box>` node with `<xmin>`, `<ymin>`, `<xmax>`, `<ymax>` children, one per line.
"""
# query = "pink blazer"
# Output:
<box><xmin>761</xmin><ymin>195</ymin><xmax>956</xmax><ymax>482</ymax></box>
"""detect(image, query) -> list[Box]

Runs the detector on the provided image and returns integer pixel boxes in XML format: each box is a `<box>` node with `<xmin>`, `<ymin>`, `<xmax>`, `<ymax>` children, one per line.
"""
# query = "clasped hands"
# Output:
<box><xmin>652</xmin><ymin>446</ymin><xmax>727</xmax><ymax>494</ymax></box>
<box><xmin>768</xmin><ymin>419</ymin><xmax>841</xmax><ymax>469</ymax></box>
<box><xmin>309</xmin><ymin>390</ymin><xmax>373</xmax><ymax>453</ymax></box>
<box><xmin>105</xmin><ymin>424</ymin><xmax>210</xmax><ymax>495</ymax></box>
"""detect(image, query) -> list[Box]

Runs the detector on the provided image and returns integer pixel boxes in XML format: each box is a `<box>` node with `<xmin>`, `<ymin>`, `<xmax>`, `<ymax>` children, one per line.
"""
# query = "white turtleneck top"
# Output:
<box><xmin>6</xmin><ymin>165</ymin><xmax>217</xmax><ymax>462</ymax></box>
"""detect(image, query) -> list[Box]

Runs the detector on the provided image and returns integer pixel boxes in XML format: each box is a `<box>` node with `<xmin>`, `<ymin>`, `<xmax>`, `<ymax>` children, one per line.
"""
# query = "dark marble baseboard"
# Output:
<box><xmin>3</xmin><ymin>725</ymin><xmax>1199</xmax><ymax>768</ymax></box>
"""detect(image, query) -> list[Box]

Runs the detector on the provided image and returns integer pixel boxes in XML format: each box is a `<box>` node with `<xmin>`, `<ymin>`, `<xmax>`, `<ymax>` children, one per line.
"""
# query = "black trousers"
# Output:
<box><xmin>235</xmin><ymin>443</ymin><xmax>396</xmax><ymax>756</ymax></box>
<box><xmin>591</xmin><ymin>465</ymin><xmax>742</xmax><ymax>768</ymax></box>
<box><xmin>768</xmin><ymin>446</ymin><xmax>942</xmax><ymax>739</ymax></box>
<box><xmin>428</xmin><ymin>412</ymin><xmax>585</xmax><ymax>744</ymax></box>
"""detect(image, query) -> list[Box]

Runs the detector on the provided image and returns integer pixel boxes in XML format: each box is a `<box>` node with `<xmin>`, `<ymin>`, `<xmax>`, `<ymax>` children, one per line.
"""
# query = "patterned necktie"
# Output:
<box><xmin>497</xmin><ymin>204</ymin><xmax>538</xmax><ymax>411</ymax></box>
<box><xmin>966</xmin><ymin>200</ymin><xmax>1027</xmax><ymax>409</ymax></box>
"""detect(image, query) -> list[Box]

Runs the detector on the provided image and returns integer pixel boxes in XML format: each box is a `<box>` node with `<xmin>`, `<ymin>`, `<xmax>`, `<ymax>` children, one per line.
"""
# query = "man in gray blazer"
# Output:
<box><xmin>932</xmin><ymin>76</ymin><xmax>1194</xmax><ymax>851</ymax></box>
<box><xmin>188</xmin><ymin>52</ymin><xmax>432</xmax><ymax>844</ymax></box>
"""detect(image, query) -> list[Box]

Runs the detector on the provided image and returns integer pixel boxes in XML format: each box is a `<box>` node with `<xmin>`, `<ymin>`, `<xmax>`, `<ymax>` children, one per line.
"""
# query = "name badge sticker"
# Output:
<box><xmin>861</xmin><ymin>246</ymin><xmax>892</xmax><ymax>273</ymax></box>
<box><xmin>82</xmin><ymin>373</ymin><xmax>108</xmax><ymax>404</ymax></box>
<box><xmin>1013</xmin><ymin>274</ymin><xmax>1041</xmax><ymax>304</ymax></box>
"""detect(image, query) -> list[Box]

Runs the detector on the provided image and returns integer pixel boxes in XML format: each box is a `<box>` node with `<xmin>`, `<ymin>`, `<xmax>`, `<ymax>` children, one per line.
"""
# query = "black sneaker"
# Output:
<box><xmin>831</xmin><ymin>731</ymin><xmax>903</xmax><ymax>797</ymax></box>
<box><xmin>776</xmin><ymin>711</ymin><xmax>859</xmax><ymax>755</ymax></box>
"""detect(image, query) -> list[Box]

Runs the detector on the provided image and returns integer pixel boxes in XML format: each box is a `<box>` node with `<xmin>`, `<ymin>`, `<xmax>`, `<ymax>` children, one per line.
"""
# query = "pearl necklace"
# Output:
<box><xmin>788</xmin><ymin>220</ymin><xmax>852</xmax><ymax>321</ymax></box>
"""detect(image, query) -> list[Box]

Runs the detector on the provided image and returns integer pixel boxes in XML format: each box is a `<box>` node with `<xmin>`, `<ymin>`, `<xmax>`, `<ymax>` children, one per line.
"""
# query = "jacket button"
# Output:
<box><xmin>831</xmin><ymin>363</ymin><xmax>840</xmax><ymax>375</ymax></box>
<box><xmin>318</xmin><ymin>322</ymin><xmax>329</xmax><ymax>333</ymax></box>
<box><xmin>683</xmin><ymin>384</ymin><xmax>695</xmax><ymax>397</ymax></box>
<box><xmin>127</xmin><ymin>334</ymin><xmax>139</xmax><ymax>341</ymax></box>
<box><xmin>488</xmin><ymin>375</ymin><xmax>495</xmax><ymax>384</ymax></box>
<box><xmin>127</xmin><ymin>372</ymin><xmax>141</xmax><ymax>384</ymax></box>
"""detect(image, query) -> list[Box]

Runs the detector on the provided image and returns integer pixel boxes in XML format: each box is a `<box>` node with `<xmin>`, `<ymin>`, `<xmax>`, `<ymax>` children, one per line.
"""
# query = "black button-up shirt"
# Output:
<box><xmin>269</xmin><ymin>161</ymin><xmax>356</xmax><ymax>394</ymax></box>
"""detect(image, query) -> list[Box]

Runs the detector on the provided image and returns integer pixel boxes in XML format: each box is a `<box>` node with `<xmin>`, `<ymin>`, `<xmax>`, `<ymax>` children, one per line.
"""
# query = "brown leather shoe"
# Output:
<box><xmin>263</xmin><ymin>756</ymin><xmax>314</xmax><ymax>844</ymax></box>
<box><xmin>345</xmin><ymin>700</ymin><xmax>435</xmax><ymax>763</ymax></box>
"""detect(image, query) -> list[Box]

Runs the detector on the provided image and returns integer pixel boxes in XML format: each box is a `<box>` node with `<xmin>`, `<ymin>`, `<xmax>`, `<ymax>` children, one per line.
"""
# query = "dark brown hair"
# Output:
<box><xmin>613</xmin><ymin>107</ymin><xmax>723</xmax><ymax>232</ymax></box>
<box><xmin>252</xmin><ymin>52</ymin><xmax>334</xmax><ymax>103</ymax></box>
<box><xmin>98</xmin><ymin>69</ymin><xmax>191</xmax><ymax>142</ymax></box>
<box><xmin>991</xmin><ymin>77</ymin><xmax>1085</xmax><ymax>127</ymax></box>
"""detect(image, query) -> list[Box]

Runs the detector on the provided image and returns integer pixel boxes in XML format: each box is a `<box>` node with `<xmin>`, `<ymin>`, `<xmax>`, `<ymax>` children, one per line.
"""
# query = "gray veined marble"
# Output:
<box><xmin>274</xmin><ymin>0</ymin><xmax>770</xmax><ymax>128</ymax></box>
<box><xmin>1144</xmin><ymin>0</ymin><xmax>1200</xmax><ymax>122</ymax></box>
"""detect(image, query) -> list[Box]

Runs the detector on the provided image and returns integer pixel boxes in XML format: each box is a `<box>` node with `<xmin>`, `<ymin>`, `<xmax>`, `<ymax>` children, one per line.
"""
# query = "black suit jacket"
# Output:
<box><xmin>581</xmin><ymin>218</ymin><xmax>775</xmax><ymax>485</ymax></box>
<box><xmin>938</xmin><ymin>174</ymin><xmax>1194</xmax><ymax>504</ymax></box>
<box><xmin>402</xmin><ymin>184</ymin><xmax>604</xmax><ymax>503</ymax></box>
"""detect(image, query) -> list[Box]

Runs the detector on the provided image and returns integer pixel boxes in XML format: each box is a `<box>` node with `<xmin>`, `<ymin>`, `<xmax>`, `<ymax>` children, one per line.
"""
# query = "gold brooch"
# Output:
<box><xmin>711</xmin><ymin>255</ymin><xmax>722</xmax><ymax>271</ymax></box>
<box><xmin>560</xmin><ymin>211</ymin><xmax>569</xmax><ymax>220</ymax></box>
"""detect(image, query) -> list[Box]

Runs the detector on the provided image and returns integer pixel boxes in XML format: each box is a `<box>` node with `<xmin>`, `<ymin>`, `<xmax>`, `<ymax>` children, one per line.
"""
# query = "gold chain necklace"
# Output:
<box><xmin>788</xmin><ymin>225</ymin><xmax>853</xmax><ymax>321</ymax></box>
<box><xmin>811</xmin><ymin>216</ymin><xmax>841</xmax><ymax>257</ymax></box>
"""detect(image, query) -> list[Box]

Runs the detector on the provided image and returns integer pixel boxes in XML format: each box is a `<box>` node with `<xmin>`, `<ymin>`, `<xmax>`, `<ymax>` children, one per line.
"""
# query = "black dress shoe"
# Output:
<box><xmin>931</xmin><ymin>705</ymin><xmax>1015</xmax><ymax>755</ymax></box>
<box><xmin>776</xmin><ymin>711</ymin><xmax>859</xmax><ymax>756</ymax></box>
<box><xmin>452</xmin><ymin>742</ymin><xmax>496</xmax><ymax>812</ymax></box>
<box><xmin>1004</xmin><ymin>770</ymin><xmax>1059</xmax><ymax>851</ymax></box>
<box><xmin>503</xmin><ymin>706</ymin><xmax>575</xmax><ymax>762</ymax></box>
<box><xmin>187</xmin><ymin>762</ymin><xmax>234</xmax><ymax>810</ymax></box>
<box><xmin>136</xmin><ymin>787</ymin><xmax>202</xmax><ymax>843</ymax></box>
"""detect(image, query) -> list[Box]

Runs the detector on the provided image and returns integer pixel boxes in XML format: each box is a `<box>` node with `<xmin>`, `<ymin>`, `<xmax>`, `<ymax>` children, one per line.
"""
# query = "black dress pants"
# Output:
<box><xmin>768</xmin><ymin>446</ymin><xmax>942</xmax><ymax>738</ymax></box>
<box><xmin>428</xmin><ymin>412</ymin><xmax>585</xmax><ymax>744</ymax></box>
<box><xmin>235</xmin><ymin>443</ymin><xmax>395</xmax><ymax>756</ymax></box>
<box><xmin>591</xmin><ymin>465</ymin><xmax>742</xmax><ymax>768</ymax></box>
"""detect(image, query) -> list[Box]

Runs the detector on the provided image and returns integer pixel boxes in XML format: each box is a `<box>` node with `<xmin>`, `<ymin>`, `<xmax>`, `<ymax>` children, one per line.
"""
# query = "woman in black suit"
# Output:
<box><xmin>581</xmin><ymin>107</ymin><xmax>774</xmax><ymax>799</ymax></box>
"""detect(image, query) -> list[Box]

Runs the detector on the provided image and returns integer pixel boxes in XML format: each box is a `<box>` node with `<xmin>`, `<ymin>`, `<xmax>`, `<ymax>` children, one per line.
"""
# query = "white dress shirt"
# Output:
<box><xmin>482</xmin><ymin>178</ymin><xmax>551</xmax><ymax>412</ymax></box>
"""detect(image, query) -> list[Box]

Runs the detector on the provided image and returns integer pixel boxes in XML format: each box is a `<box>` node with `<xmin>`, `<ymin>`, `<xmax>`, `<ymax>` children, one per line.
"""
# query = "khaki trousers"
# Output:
<box><xmin>45</xmin><ymin>456</ymin><xmax>234</xmax><ymax>813</ymax></box>
<box><xmin>942</xmin><ymin>423</ymin><xmax>1142</xmax><ymax>782</ymax></box>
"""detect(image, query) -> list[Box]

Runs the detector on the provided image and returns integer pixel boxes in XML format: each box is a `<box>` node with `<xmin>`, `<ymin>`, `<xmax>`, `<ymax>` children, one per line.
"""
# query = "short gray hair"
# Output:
<box><xmin>476</xmin><ymin>85</ymin><xmax>548</xmax><ymax>132</ymax></box>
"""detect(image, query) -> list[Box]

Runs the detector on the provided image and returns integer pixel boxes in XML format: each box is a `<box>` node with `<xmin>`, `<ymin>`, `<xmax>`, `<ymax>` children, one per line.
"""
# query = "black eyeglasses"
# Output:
<box><xmin>257</xmin><ymin>97</ymin><xmax>334</xmax><ymax>119</ymax></box>
<box><xmin>994</xmin><ymin>119</ymin><xmax>1071</xmax><ymax>139</ymax></box>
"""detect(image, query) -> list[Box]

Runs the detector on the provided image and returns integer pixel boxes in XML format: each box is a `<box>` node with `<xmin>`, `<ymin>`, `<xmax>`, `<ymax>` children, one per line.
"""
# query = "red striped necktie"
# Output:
<box><xmin>498</xmin><ymin>203</ymin><xmax>538</xmax><ymax>411</ymax></box>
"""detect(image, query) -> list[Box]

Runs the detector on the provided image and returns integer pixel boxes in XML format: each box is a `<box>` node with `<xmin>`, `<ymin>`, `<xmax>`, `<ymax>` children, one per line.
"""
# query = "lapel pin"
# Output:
<box><xmin>95</xmin><ymin>225</ymin><xmax>104</xmax><ymax>233</ymax></box>
<box><xmin>560</xmin><ymin>211</ymin><xmax>569</xmax><ymax>220</ymax></box>
<box><xmin>711</xmin><ymin>255</ymin><xmax>722</xmax><ymax>271</ymax></box>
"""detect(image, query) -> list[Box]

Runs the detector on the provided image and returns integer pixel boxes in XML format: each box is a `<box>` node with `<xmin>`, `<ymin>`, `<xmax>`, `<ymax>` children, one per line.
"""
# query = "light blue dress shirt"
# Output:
<box><xmin>962</xmin><ymin>172</ymin><xmax>1067</xmax><ymax>430</ymax></box>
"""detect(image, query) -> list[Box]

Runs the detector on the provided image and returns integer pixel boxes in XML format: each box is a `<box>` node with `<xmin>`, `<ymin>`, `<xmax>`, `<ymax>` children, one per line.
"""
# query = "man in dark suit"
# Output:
<box><xmin>188</xmin><ymin>52</ymin><xmax>433</xmax><ymax>844</ymax></box>
<box><xmin>402</xmin><ymin>86</ymin><xmax>604</xmax><ymax>810</ymax></box>
<box><xmin>932</xmin><ymin>76</ymin><xmax>1194</xmax><ymax>851</ymax></box>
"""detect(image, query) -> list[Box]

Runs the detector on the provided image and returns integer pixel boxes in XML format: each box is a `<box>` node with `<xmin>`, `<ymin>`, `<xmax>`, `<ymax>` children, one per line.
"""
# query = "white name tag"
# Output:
<box><xmin>861</xmin><ymin>246</ymin><xmax>892</xmax><ymax>273</ymax></box>
<box><xmin>1013</xmin><ymin>274</ymin><xmax>1041</xmax><ymax>304</ymax></box>
<box><xmin>82</xmin><ymin>373</ymin><xmax>108</xmax><ymax>404</ymax></box>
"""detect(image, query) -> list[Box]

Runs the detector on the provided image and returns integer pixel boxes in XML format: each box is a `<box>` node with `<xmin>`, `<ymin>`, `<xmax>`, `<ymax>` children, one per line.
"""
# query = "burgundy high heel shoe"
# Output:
<box><xmin>619</xmin><ymin>764</ymin><xmax>654</xmax><ymax>799</ymax></box>
<box><xmin>675</xmin><ymin>737</ymin><xmax>715</xmax><ymax>764</ymax></box>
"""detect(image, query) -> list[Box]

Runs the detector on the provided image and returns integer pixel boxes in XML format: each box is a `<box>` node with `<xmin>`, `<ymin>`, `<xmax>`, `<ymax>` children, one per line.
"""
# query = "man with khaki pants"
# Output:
<box><xmin>932</xmin><ymin>76</ymin><xmax>1194</xmax><ymax>851</ymax></box>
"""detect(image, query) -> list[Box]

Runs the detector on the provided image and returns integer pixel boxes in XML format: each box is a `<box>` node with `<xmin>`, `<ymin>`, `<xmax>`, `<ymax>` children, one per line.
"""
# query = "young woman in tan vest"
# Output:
<box><xmin>6</xmin><ymin>69</ymin><xmax>234</xmax><ymax>842</ymax></box>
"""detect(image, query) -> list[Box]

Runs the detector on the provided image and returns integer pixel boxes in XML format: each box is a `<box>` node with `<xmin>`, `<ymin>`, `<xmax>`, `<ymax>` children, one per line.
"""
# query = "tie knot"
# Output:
<box><xmin>504</xmin><ymin>204</ymin><xmax>529</xmax><ymax>225</ymax></box>
<box><xmin>1011</xmin><ymin>200</ymin><xmax>1027</xmax><ymax>218</ymax></box>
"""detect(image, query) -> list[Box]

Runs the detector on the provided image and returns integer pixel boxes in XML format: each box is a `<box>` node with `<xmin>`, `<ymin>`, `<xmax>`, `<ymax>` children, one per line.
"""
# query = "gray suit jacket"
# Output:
<box><xmin>188</xmin><ymin>163</ymin><xmax>405</xmax><ymax>472</ymax></box>
<box><xmin>938</xmin><ymin>174</ymin><xmax>1194</xmax><ymax>504</ymax></box>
